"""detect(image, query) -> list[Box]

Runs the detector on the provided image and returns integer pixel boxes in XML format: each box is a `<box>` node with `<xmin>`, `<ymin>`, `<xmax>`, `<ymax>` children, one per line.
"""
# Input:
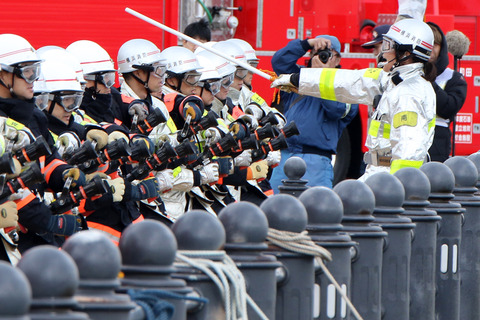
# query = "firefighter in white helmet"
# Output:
<box><xmin>272</xmin><ymin>19</ymin><xmax>437</xmax><ymax>180</ymax></box>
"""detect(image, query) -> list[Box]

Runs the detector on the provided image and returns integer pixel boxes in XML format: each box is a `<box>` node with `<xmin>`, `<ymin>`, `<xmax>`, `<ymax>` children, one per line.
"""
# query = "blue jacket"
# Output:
<box><xmin>272</xmin><ymin>39</ymin><xmax>358</xmax><ymax>154</ymax></box>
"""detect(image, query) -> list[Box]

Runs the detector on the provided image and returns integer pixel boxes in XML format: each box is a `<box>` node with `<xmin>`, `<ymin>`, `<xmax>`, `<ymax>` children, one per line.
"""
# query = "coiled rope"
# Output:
<box><xmin>267</xmin><ymin>228</ymin><xmax>364</xmax><ymax>320</ymax></box>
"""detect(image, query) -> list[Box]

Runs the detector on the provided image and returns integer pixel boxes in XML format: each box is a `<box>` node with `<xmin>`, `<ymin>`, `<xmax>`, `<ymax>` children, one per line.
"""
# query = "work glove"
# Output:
<box><xmin>47</xmin><ymin>214</ymin><xmax>83</xmax><ymax>236</ymax></box>
<box><xmin>86</xmin><ymin>129</ymin><xmax>109</xmax><ymax>151</ymax></box>
<box><xmin>5</xmin><ymin>129</ymin><xmax>31</xmax><ymax>153</ymax></box>
<box><xmin>105</xmin><ymin>178</ymin><xmax>125</xmax><ymax>202</ymax></box>
<box><xmin>266</xmin><ymin>150</ymin><xmax>281</xmax><ymax>167</ymax></box>
<box><xmin>85</xmin><ymin>172</ymin><xmax>109</xmax><ymax>182</ymax></box>
<box><xmin>246</xmin><ymin>160</ymin><xmax>269</xmax><ymax>180</ymax></box>
<box><xmin>238</xmin><ymin>114</ymin><xmax>259</xmax><ymax>130</ymax></box>
<box><xmin>5</xmin><ymin>158</ymin><xmax>22</xmax><ymax>179</ymax></box>
<box><xmin>108</xmin><ymin>130</ymin><xmax>130</xmax><ymax>144</ymax></box>
<box><xmin>199</xmin><ymin>162</ymin><xmax>220</xmax><ymax>185</ymax></box>
<box><xmin>128</xmin><ymin>100</ymin><xmax>149</xmax><ymax>122</ymax></box>
<box><xmin>56</xmin><ymin>132</ymin><xmax>81</xmax><ymax>157</ymax></box>
<box><xmin>203</xmin><ymin>127</ymin><xmax>223</xmax><ymax>145</ymax></box>
<box><xmin>244</xmin><ymin>104</ymin><xmax>265</xmax><ymax>121</ymax></box>
<box><xmin>0</xmin><ymin>201</ymin><xmax>18</xmax><ymax>229</ymax></box>
<box><xmin>234</xmin><ymin>150</ymin><xmax>252</xmax><ymax>167</ymax></box>
<box><xmin>130</xmin><ymin>177</ymin><xmax>161</xmax><ymax>201</ymax></box>
<box><xmin>270</xmin><ymin>74</ymin><xmax>298</xmax><ymax>93</ymax></box>
<box><xmin>155</xmin><ymin>169</ymin><xmax>174</xmax><ymax>192</ymax></box>
<box><xmin>62</xmin><ymin>168</ymin><xmax>86</xmax><ymax>188</ymax></box>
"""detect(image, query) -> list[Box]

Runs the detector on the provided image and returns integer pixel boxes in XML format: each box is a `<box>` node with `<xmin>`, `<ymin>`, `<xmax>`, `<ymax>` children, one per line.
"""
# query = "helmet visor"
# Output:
<box><xmin>220</xmin><ymin>73</ymin><xmax>234</xmax><ymax>89</ymax></box>
<box><xmin>183</xmin><ymin>71</ymin><xmax>202</xmax><ymax>86</ymax></box>
<box><xmin>52</xmin><ymin>92</ymin><xmax>83</xmax><ymax>112</ymax></box>
<box><xmin>235</xmin><ymin>68</ymin><xmax>248</xmax><ymax>80</ymax></box>
<box><xmin>14</xmin><ymin>62</ymin><xmax>42</xmax><ymax>84</ymax></box>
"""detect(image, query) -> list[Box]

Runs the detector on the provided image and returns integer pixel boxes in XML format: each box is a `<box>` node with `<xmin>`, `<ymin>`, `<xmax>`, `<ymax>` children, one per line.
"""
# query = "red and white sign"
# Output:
<box><xmin>455</xmin><ymin>113</ymin><xmax>473</xmax><ymax>144</ymax></box>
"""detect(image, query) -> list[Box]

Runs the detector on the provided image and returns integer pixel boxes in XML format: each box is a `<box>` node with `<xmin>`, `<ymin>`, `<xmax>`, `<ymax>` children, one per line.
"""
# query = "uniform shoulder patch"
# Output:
<box><xmin>393</xmin><ymin>111</ymin><xmax>418</xmax><ymax>128</ymax></box>
<box><xmin>363</xmin><ymin>68</ymin><xmax>382</xmax><ymax>79</ymax></box>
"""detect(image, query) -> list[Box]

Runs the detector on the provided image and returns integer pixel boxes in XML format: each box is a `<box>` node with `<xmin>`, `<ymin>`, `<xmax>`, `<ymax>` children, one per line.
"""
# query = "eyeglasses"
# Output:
<box><xmin>2</xmin><ymin>62</ymin><xmax>42</xmax><ymax>84</ymax></box>
<box><xmin>183</xmin><ymin>71</ymin><xmax>202</xmax><ymax>86</ymax></box>
<box><xmin>220</xmin><ymin>73</ymin><xmax>234</xmax><ymax>89</ymax></box>
<box><xmin>84</xmin><ymin>71</ymin><xmax>116</xmax><ymax>88</ymax></box>
<box><xmin>34</xmin><ymin>92</ymin><xmax>49</xmax><ymax>110</ymax></box>
<box><xmin>198</xmin><ymin>79</ymin><xmax>221</xmax><ymax>96</ymax></box>
<box><xmin>50</xmin><ymin>92</ymin><xmax>83</xmax><ymax>112</ymax></box>
<box><xmin>381</xmin><ymin>38</ymin><xmax>395</xmax><ymax>53</ymax></box>
<box><xmin>235</xmin><ymin>68</ymin><xmax>248</xmax><ymax>80</ymax></box>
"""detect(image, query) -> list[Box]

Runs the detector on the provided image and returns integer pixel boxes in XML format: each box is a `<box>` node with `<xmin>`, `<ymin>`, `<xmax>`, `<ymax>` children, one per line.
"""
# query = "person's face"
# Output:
<box><xmin>200</xmin><ymin>87</ymin><xmax>214</xmax><ymax>105</ymax></box>
<box><xmin>50</xmin><ymin>101</ymin><xmax>72</xmax><ymax>125</ymax></box>
<box><xmin>243</xmin><ymin>72</ymin><xmax>253</xmax><ymax>87</ymax></box>
<box><xmin>216</xmin><ymin>86</ymin><xmax>229</xmax><ymax>101</ymax></box>
<box><xmin>0</xmin><ymin>63</ymin><xmax>38</xmax><ymax>100</ymax></box>
<box><xmin>429</xmin><ymin>43</ymin><xmax>441</xmax><ymax>63</ymax></box>
<box><xmin>373</xmin><ymin>42</ymin><xmax>382</xmax><ymax>57</ymax></box>
<box><xmin>310</xmin><ymin>50</ymin><xmax>341</xmax><ymax>68</ymax></box>
<box><xmin>85</xmin><ymin>80</ymin><xmax>110</xmax><ymax>94</ymax></box>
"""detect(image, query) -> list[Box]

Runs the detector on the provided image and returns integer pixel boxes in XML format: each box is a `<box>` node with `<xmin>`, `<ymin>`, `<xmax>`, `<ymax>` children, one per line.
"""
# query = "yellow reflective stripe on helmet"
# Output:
<box><xmin>428</xmin><ymin>118</ymin><xmax>436</xmax><ymax>132</ymax></box>
<box><xmin>363</xmin><ymin>68</ymin><xmax>382</xmax><ymax>79</ymax></box>
<box><xmin>393</xmin><ymin>111</ymin><xmax>418</xmax><ymax>128</ymax></box>
<box><xmin>383</xmin><ymin>123</ymin><xmax>391</xmax><ymax>139</ymax></box>
<box><xmin>251</xmin><ymin>93</ymin><xmax>266</xmax><ymax>106</ymax></box>
<box><xmin>368</xmin><ymin>119</ymin><xmax>381</xmax><ymax>137</ymax></box>
<box><xmin>319</xmin><ymin>68</ymin><xmax>337</xmax><ymax>101</ymax></box>
<box><xmin>6</xmin><ymin>118</ymin><xmax>25</xmax><ymax>130</ymax></box>
<box><xmin>390</xmin><ymin>159</ymin><xmax>423</xmax><ymax>174</ymax></box>
<box><xmin>172</xmin><ymin>166</ymin><xmax>182</xmax><ymax>178</ymax></box>
<box><xmin>166</xmin><ymin>118</ymin><xmax>177</xmax><ymax>133</ymax></box>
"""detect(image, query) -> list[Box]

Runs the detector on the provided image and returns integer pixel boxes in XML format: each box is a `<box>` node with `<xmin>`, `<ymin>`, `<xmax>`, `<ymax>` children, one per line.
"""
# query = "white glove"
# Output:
<box><xmin>266</xmin><ymin>150</ymin><xmax>281</xmax><ymax>167</ymax></box>
<box><xmin>244</xmin><ymin>104</ymin><xmax>265</xmax><ymax>121</ymax></box>
<box><xmin>4</xmin><ymin>127</ymin><xmax>31</xmax><ymax>153</ymax></box>
<box><xmin>108</xmin><ymin>131</ymin><xmax>129</xmax><ymax>144</ymax></box>
<box><xmin>238</xmin><ymin>114</ymin><xmax>259</xmax><ymax>130</ymax></box>
<box><xmin>204</xmin><ymin>128</ymin><xmax>222</xmax><ymax>145</ymax></box>
<box><xmin>199</xmin><ymin>162</ymin><xmax>220</xmax><ymax>185</ymax></box>
<box><xmin>105</xmin><ymin>178</ymin><xmax>125</xmax><ymax>202</ymax></box>
<box><xmin>128</xmin><ymin>101</ymin><xmax>149</xmax><ymax>122</ymax></box>
<box><xmin>0</xmin><ymin>201</ymin><xmax>18</xmax><ymax>229</ymax></box>
<box><xmin>56</xmin><ymin>132</ymin><xmax>80</xmax><ymax>157</ymax></box>
<box><xmin>274</xmin><ymin>113</ymin><xmax>286</xmax><ymax>129</ymax></box>
<box><xmin>155</xmin><ymin>169</ymin><xmax>174</xmax><ymax>192</ymax></box>
<box><xmin>270</xmin><ymin>74</ymin><xmax>298</xmax><ymax>93</ymax></box>
<box><xmin>234</xmin><ymin>150</ymin><xmax>252</xmax><ymax>167</ymax></box>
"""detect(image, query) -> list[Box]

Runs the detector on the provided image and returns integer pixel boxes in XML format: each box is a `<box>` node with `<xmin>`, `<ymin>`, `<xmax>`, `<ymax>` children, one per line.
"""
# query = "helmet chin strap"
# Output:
<box><xmin>133</xmin><ymin>71</ymin><xmax>152</xmax><ymax>95</ymax></box>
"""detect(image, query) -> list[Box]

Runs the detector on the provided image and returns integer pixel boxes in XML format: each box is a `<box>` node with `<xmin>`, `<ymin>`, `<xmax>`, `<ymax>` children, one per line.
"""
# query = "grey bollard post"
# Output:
<box><xmin>420</xmin><ymin>162</ymin><xmax>465</xmax><ymax>320</ymax></box>
<box><xmin>333</xmin><ymin>179</ymin><xmax>387</xmax><ymax>320</ymax></box>
<box><xmin>299</xmin><ymin>186</ymin><xmax>355</xmax><ymax>320</ymax></box>
<box><xmin>394</xmin><ymin>167</ymin><xmax>440</xmax><ymax>320</ymax></box>
<box><xmin>278</xmin><ymin>156</ymin><xmax>309</xmax><ymax>196</ymax></box>
<box><xmin>118</xmin><ymin>220</ymin><xmax>191</xmax><ymax>320</ymax></box>
<box><xmin>467</xmin><ymin>153</ymin><xmax>480</xmax><ymax>192</ymax></box>
<box><xmin>444</xmin><ymin>156</ymin><xmax>480</xmax><ymax>320</ymax></box>
<box><xmin>218</xmin><ymin>201</ymin><xmax>282</xmax><ymax>320</ymax></box>
<box><xmin>16</xmin><ymin>245</ymin><xmax>90</xmax><ymax>320</ymax></box>
<box><xmin>62</xmin><ymin>230</ymin><xmax>137</xmax><ymax>320</ymax></box>
<box><xmin>260</xmin><ymin>194</ymin><xmax>314</xmax><ymax>320</ymax></box>
<box><xmin>364</xmin><ymin>172</ymin><xmax>415</xmax><ymax>320</ymax></box>
<box><xmin>171</xmin><ymin>210</ymin><xmax>227</xmax><ymax>320</ymax></box>
<box><xmin>0</xmin><ymin>261</ymin><xmax>31</xmax><ymax>320</ymax></box>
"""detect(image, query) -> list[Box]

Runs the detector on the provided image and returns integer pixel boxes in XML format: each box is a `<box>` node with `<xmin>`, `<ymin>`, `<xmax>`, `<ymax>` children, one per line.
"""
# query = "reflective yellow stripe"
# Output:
<box><xmin>319</xmin><ymin>68</ymin><xmax>337</xmax><ymax>101</ymax></box>
<box><xmin>226</xmin><ymin>114</ymin><xmax>236</xmax><ymax>122</ymax></box>
<box><xmin>216</xmin><ymin>118</ymin><xmax>228</xmax><ymax>130</ymax></box>
<box><xmin>166</xmin><ymin>118</ymin><xmax>177</xmax><ymax>133</ymax></box>
<box><xmin>393</xmin><ymin>111</ymin><xmax>418</xmax><ymax>128</ymax></box>
<box><xmin>172</xmin><ymin>166</ymin><xmax>182</xmax><ymax>178</ymax></box>
<box><xmin>6</xmin><ymin>118</ymin><xmax>25</xmax><ymax>130</ymax></box>
<box><xmin>81</xmin><ymin>114</ymin><xmax>98</xmax><ymax>125</ymax></box>
<box><xmin>250</xmin><ymin>93</ymin><xmax>266</xmax><ymax>106</ymax></box>
<box><xmin>49</xmin><ymin>130</ymin><xmax>58</xmax><ymax>142</ymax></box>
<box><xmin>368</xmin><ymin>119</ymin><xmax>381</xmax><ymax>137</ymax></box>
<box><xmin>390</xmin><ymin>159</ymin><xmax>423</xmax><ymax>174</ymax></box>
<box><xmin>363</xmin><ymin>68</ymin><xmax>382</xmax><ymax>79</ymax></box>
<box><xmin>428</xmin><ymin>118</ymin><xmax>436</xmax><ymax>132</ymax></box>
<box><xmin>383</xmin><ymin>123</ymin><xmax>391</xmax><ymax>139</ymax></box>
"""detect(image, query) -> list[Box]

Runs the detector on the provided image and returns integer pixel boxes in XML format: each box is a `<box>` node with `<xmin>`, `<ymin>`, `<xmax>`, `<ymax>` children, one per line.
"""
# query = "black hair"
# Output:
<box><xmin>184</xmin><ymin>20</ymin><xmax>211</xmax><ymax>42</ymax></box>
<box><xmin>393</xmin><ymin>44</ymin><xmax>437</xmax><ymax>82</ymax></box>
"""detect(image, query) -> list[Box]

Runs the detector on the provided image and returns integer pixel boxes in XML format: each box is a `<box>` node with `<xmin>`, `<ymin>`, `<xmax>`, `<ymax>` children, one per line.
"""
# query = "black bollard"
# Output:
<box><xmin>278</xmin><ymin>156</ymin><xmax>309</xmax><ymax>196</ymax></box>
<box><xmin>444</xmin><ymin>156</ymin><xmax>480</xmax><ymax>320</ymax></box>
<box><xmin>467</xmin><ymin>153</ymin><xmax>480</xmax><ymax>192</ymax></box>
<box><xmin>299</xmin><ymin>186</ymin><xmax>355</xmax><ymax>320</ymax></box>
<box><xmin>62</xmin><ymin>230</ymin><xmax>137</xmax><ymax>320</ymax></box>
<box><xmin>171</xmin><ymin>210</ymin><xmax>228</xmax><ymax>320</ymax></box>
<box><xmin>394</xmin><ymin>167</ymin><xmax>440</xmax><ymax>320</ymax></box>
<box><xmin>420</xmin><ymin>162</ymin><xmax>465</xmax><ymax>320</ymax></box>
<box><xmin>0</xmin><ymin>261</ymin><xmax>31</xmax><ymax>320</ymax></box>
<box><xmin>260</xmin><ymin>194</ymin><xmax>314</xmax><ymax>320</ymax></box>
<box><xmin>118</xmin><ymin>220</ymin><xmax>191</xmax><ymax>320</ymax></box>
<box><xmin>16</xmin><ymin>245</ymin><xmax>90</xmax><ymax>320</ymax></box>
<box><xmin>364</xmin><ymin>172</ymin><xmax>415</xmax><ymax>320</ymax></box>
<box><xmin>333</xmin><ymin>179</ymin><xmax>387</xmax><ymax>320</ymax></box>
<box><xmin>219</xmin><ymin>201</ymin><xmax>282</xmax><ymax>320</ymax></box>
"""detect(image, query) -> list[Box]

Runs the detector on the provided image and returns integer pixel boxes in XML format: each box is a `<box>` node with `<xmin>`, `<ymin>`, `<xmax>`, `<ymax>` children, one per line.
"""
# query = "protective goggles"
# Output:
<box><xmin>34</xmin><ymin>92</ymin><xmax>49</xmax><ymax>111</ymax></box>
<box><xmin>2</xmin><ymin>62</ymin><xmax>42</xmax><ymax>84</ymax></box>
<box><xmin>381</xmin><ymin>37</ymin><xmax>395</xmax><ymax>53</ymax></box>
<box><xmin>151</xmin><ymin>63</ymin><xmax>167</xmax><ymax>78</ymax></box>
<box><xmin>198</xmin><ymin>79</ymin><xmax>221</xmax><ymax>96</ymax></box>
<box><xmin>235</xmin><ymin>68</ymin><xmax>248</xmax><ymax>80</ymax></box>
<box><xmin>183</xmin><ymin>71</ymin><xmax>202</xmax><ymax>86</ymax></box>
<box><xmin>249</xmin><ymin>60</ymin><xmax>259</xmax><ymax>68</ymax></box>
<box><xmin>84</xmin><ymin>71</ymin><xmax>116</xmax><ymax>88</ymax></box>
<box><xmin>49</xmin><ymin>92</ymin><xmax>83</xmax><ymax>112</ymax></box>
<box><xmin>220</xmin><ymin>73</ymin><xmax>234</xmax><ymax>89</ymax></box>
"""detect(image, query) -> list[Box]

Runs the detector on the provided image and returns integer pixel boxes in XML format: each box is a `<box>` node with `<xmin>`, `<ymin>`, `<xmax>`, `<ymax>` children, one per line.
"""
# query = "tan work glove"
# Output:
<box><xmin>105</xmin><ymin>178</ymin><xmax>125</xmax><ymax>202</ymax></box>
<box><xmin>247</xmin><ymin>160</ymin><xmax>269</xmax><ymax>180</ymax></box>
<box><xmin>86</xmin><ymin>129</ymin><xmax>109</xmax><ymax>151</ymax></box>
<box><xmin>5</xmin><ymin>158</ymin><xmax>22</xmax><ymax>180</ymax></box>
<box><xmin>108</xmin><ymin>131</ymin><xmax>130</xmax><ymax>144</ymax></box>
<box><xmin>0</xmin><ymin>201</ymin><xmax>18</xmax><ymax>229</ymax></box>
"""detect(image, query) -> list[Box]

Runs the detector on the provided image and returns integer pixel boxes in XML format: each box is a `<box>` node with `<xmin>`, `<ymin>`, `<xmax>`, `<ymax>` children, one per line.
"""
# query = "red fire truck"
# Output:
<box><xmin>1</xmin><ymin>0</ymin><xmax>479</xmax><ymax>182</ymax></box>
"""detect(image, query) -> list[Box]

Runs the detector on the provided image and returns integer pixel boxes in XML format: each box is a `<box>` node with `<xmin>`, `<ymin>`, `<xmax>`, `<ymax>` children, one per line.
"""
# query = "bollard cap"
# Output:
<box><xmin>120</xmin><ymin>220</ymin><xmax>177</xmax><ymax>266</ymax></box>
<box><xmin>63</xmin><ymin>230</ymin><xmax>122</xmax><ymax>281</ymax></box>
<box><xmin>365</xmin><ymin>172</ymin><xmax>405</xmax><ymax>212</ymax></box>
<box><xmin>299</xmin><ymin>186</ymin><xmax>343</xmax><ymax>226</ymax></box>
<box><xmin>444</xmin><ymin>156</ymin><xmax>478</xmax><ymax>189</ymax></box>
<box><xmin>394</xmin><ymin>167</ymin><xmax>431</xmax><ymax>202</ymax></box>
<box><xmin>283</xmin><ymin>156</ymin><xmax>307</xmax><ymax>180</ymax></box>
<box><xmin>218</xmin><ymin>201</ymin><xmax>269</xmax><ymax>244</ymax></box>
<box><xmin>333</xmin><ymin>179</ymin><xmax>375</xmax><ymax>219</ymax></box>
<box><xmin>420</xmin><ymin>161</ymin><xmax>455</xmax><ymax>198</ymax></box>
<box><xmin>172</xmin><ymin>210</ymin><xmax>226</xmax><ymax>250</ymax></box>
<box><xmin>260</xmin><ymin>193</ymin><xmax>308</xmax><ymax>233</ymax></box>
<box><xmin>0</xmin><ymin>261</ymin><xmax>31</xmax><ymax>316</ymax></box>
<box><xmin>467</xmin><ymin>153</ymin><xmax>480</xmax><ymax>186</ymax></box>
<box><xmin>17</xmin><ymin>245</ymin><xmax>79</xmax><ymax>301</ymax></box>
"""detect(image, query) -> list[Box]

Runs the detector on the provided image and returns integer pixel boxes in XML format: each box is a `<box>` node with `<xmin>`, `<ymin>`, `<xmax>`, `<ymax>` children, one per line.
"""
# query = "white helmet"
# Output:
<box><xmin>42</xmin><ymin>61</ymin><xmax>82</xmax><ymax>93</ymax></box>
<box><xmin>159</xmin><ymin>46</ymin><xmax>201</xmax><ymax>75</ymax></box>
<box><xmin>37</xmin><ymin>46</ymin><xmax>86</xmax><ymax>85</ymax></box>
<box><xmin>66</xmin><ymin>40</ymin><xmax>116</xmax><ymax>75</ymax></box>
<box><xmin>225</xmin><ymin>38</ymin><xmax>258</xmax><ymax>63</ymax></box>
<box><xmin>0</xmin><ymin>34</ymin><xmax>41</xmax><ymax>67</ymax></box>
<box><xmin>117</xmin><ymin>39</ymin><xmax>165</xmax><ymax>74</ymax></box>
<box><xmin>384</xmin><ymin>19</ymin><xmax>434</xmax><ymax>61</ymax></box>
<box><xmin>196</xmin><ymin>49</ymin><xmax>236</xmax><ymax>79</ymax></box>
<box><xmin>212</xmin><ymin>41</ymin><xmax>248</xmax><ymax>67</ymax></box>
